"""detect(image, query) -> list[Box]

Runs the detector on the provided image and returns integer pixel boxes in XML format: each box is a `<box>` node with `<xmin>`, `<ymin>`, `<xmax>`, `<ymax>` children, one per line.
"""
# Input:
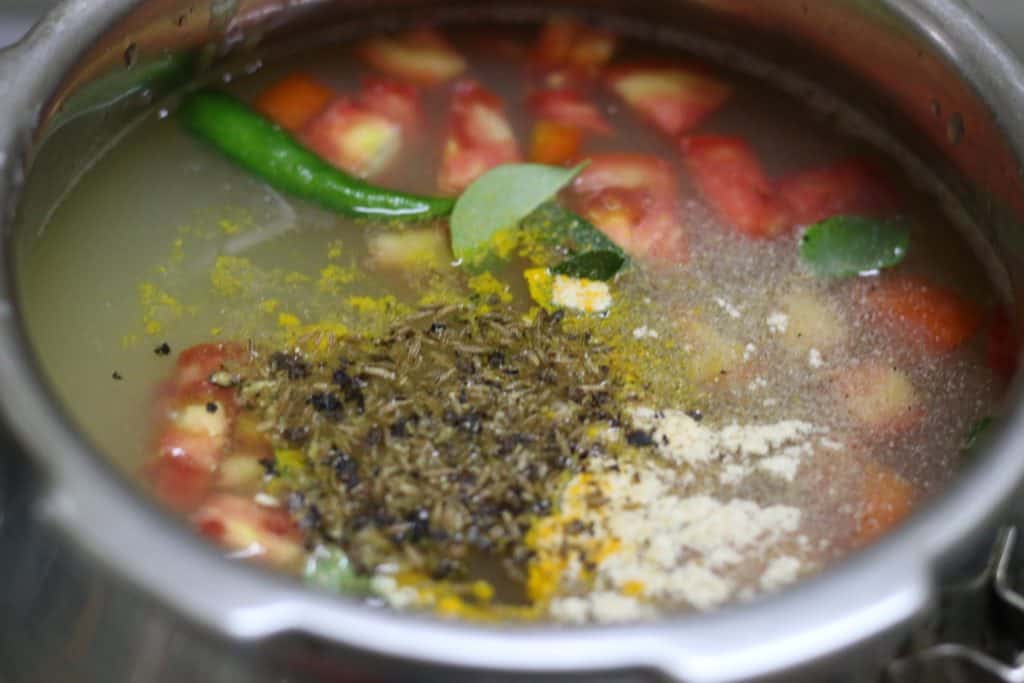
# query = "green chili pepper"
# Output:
<box><xmin>179</xmin><ymin>90</ymin><xmax>455</xmax><ymax>221</ymax></box>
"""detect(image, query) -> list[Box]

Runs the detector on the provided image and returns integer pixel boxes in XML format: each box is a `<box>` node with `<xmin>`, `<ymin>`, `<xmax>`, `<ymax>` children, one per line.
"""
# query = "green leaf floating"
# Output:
<box><xmin>451</xmin><ymin>162</ymin><xmax>587</xmax><ymax>267</ymax></box>
<box><xmin>552</xmin><ymin>250</ymin><xmax>626</xmax><ymax>281</ymax></box>
<box><xmin>800</xmin><ymin>215</ymin><xmax>910</xmax><ymax>278</ymax></box>
<box><xmin>963</xmin><ymin>416</ymin><xmax>993</xmax><ymax>453</ymax></box>
<box><xmin>304</xmin><ymin>547</ymin><xmax>373</xmax><ymax>596</ymax></box>
<box><xmin>522</xmin><ymin>202</ymin><xmax>623</xmax><ymax>255</ymax></box>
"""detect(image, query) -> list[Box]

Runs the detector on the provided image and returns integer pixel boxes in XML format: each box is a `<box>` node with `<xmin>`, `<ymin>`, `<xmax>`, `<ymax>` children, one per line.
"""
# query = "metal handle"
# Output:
<box><xmin>887</xmin><ymin>526</ymin><xmax>1024</xmax><ymax>683</ymax></box>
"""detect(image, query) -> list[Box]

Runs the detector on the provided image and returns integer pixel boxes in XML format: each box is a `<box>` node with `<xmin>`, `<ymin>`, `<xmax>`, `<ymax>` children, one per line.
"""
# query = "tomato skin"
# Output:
<box><xmin>302</xmin><ymin>97</ymin><xmax>403</xmax><ymax>178</ymax></box>
<box><xmin>357</xmin><ymin>76</ymin><xmax>422</xmax><ymax>134</ymax></box>
<box><xmin>192</xmin><ymin>494</ymin><xmax>304</xmax><ymax>568</ymax></box>
<box><xmin>572</xmin><ymin>153</ymin><xmax>688</xmax><ymax>265</ymax></box>
<box><xmin>143</xmin><ymin>457</ymin><xmax>214</xmax><ymax>513</ymax></box>
<box><xmin>680</xmin><ymin>135</ymin><xmax>792</xmax><ymax>238</ymax></box>
<box><xmin>437</xmin><ymin>80</ymin><xmax>521</xmax><ymax>194</ymax></box>
<box><xmin>607</xmin><ymin>63</ymin><xmax>731</xmax><ymax>136</ymax></box>
<box><xmin>144</xmin><ymin>343</ymin><xmax>249</xmax><ymax>512</ymax></box>
<box><xmin>778</xmin><ymin>159</ymin><xmax>899</xmax><ymax>226</ymax></box>
<box><xmin>173</xmin><ymin>343</ymin><xmax>245</xmax><ymax>405</ymax></box>
<box><xmin>526</xmin><ymin>88</ymin><xmax>611</xmax><ymax>135</ymax></box>
<box><xmin>530</xmin><ymin>18</ymin><xmax>617</xmax><ymax>81</ymax></box>
<box><xmin>355</xmin><ymin>27</ymin><xmax>466</xmax><ymax>87</ymax></box>
<box><xmin>254</xmin><ymin>73</ymin><xmax>336</xmax><ymax>132</ymax></box>
<box><xmin>865</xmin><ymin>275</ymin><xmax>982</xmax><ymax>355</ymax></box>
<box><xmin>987</xmin><ymin>307</ymin><xmax>1019</xmax><ymax>382</ymax></box>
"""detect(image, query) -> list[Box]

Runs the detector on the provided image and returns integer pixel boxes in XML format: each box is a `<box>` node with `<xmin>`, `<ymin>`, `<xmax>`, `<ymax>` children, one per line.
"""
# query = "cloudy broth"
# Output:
<box><xmin>16</xmin><ymin>17</ymin><xmax>1007</xmax><ymax>622</ymax></box>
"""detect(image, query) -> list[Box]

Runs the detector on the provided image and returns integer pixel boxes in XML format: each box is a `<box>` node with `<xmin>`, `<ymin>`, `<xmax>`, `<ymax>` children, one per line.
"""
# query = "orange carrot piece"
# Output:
<box><xmin>529</xmin><ymin>120</ymin><xmax>583</xmax><ymax>165</ymax></box>
<box><xmin>254</xmin><ymin>73</ymin><xmax>336</xmax><ymax>132</ymax></box>
<box><xmin>853</xmin><ymin>462</ymin><xmax>915</xmax><ymax>547</ymax></box>
<box><xmin>866</xmin><ymin>276</ymin><xmax>982</xmax><ymax>355</ymax></box>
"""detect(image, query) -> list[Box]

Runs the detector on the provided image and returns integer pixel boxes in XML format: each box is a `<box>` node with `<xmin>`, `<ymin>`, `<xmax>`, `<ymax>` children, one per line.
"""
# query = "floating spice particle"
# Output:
<box><xmin>206</xmin><ymin>402</ymin><xmax>218</xmax><ymax>413</ymax></box>
<box><xmin>270</xmin><ymin>351</ymin><xmax>309</xmax><ymax>379</ymax></box>
<box><xmin>154</xmin><ymin>342</ymin><xmax>172</xmax><ymax>356</ymax></box>
<box><xmin>626</xmin><ymin>429</ymin><xmax>655</xmax><ymax>447</ymax></box>
<box><xmin>283</xmin><ymin>425</ymin><xmax>311</xmax><ymax>444</ymax></box>
<box><xmin>112</xmin><ymin>371</ymin><xmax>124</xmax><ymax>381</ymax></box>
<box><xmin>309</xmin><ymin>392</ymin><xmax>343</xmax><ymax>414</ymax></box>
<box><xmin>209</xmin><ymin>371</ymin><xmax>236</xmax><ymax>388</ymax></box>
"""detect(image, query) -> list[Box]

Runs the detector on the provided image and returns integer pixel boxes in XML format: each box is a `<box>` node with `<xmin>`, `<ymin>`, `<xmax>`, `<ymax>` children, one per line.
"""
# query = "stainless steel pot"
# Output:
<box><xmin>2</xmin><ymin>1</ymin><xmax>1024</xmax><ymax>681</ymax></box>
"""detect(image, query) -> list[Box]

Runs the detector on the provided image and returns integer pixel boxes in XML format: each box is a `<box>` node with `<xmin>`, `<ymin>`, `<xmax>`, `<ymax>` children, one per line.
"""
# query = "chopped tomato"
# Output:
<box><xmin>680</xmin><ymin>135</ymin><xmax>792</xmax><ymax>238</ymax></box>
<box><xmin>438</xmin><ymin>80</ymin><xmax>521</xmax><ymax>194</ymax></box>
<box><xmin>529</xmin><ymin>120</ymin><xmax>583</xmax><ymax>165</ymax></box>
<box><xmin>834</xmin><ymin>360</ymin><xmax>923</xmax><ymax>433</ymax></box>
<box><xmin>987</xmin><ymin>307</ymin><xmax>1018</xmax><ymax>382</ymax></box>
<box><xmin>355</xmin><ymin>27</ymin><xmax>466</xmax><ymax>87</ymax></box>
<box><xmin>157</xmin><ymin>415</ymin><xmax>228</xmax><ymax>471</ymax></box>
<box><xmin>607</xmin><ymin>63</ymin><xmax>731</xmax><ymax>136</ymax></box>
<box><xmin>779</xmin><ymin>159</ymin><xmax>899</xmax><ymax>226</ymax></box>
<box><xmin>192</xmin><ymin>494</ymin><xmax>304</xmax><ymax>568</ymax></box>
<box><xmin>531</xmin><ymin>17</ymin><xmax>617</xmax><ymax>81</ymax></box>
<box><xmin>357</xmin><ymin>76</ymin><xmax>422</xmax><ymax>134</ymax></box>
<box><xmin>865</xmin><ymin>275</ymin><xmax>982</xmax><ymax>355</ymax></box>
<box><xmin>302</xmin><ymin>97</ymin><xmax>403</xmax><ymax>178</ymax></box>
<box><xmin>143</xmin><ymin>457</ymin><xmax>214</xmax><ymax>513</ymax></box>
<box><xmin>254</xmin><ymin>73</ymin><xmax>335</xmax><ymax>132</ymax></box>
<box><xmin>853</xmin><ymin>461</ymin><xmax>915</xmax><ymax>547</ymax></box>
<box><xmin>571</xmin><ymin>153</ymin><xmax>688</xmax><ymax>264</ymax></box>
<box><xmin>526</xmin><ymin>88</ymin><xmax>611</xmax><ymax>135</ymax></box>
<box><xmin>173</xmin><ymin>343</ymin><xmax>245</xmax><ymax>405</ymax></box>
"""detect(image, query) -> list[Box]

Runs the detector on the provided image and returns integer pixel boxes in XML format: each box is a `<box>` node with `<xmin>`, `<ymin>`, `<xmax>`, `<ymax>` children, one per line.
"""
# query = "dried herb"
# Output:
<box><xmin>235</xmin><ymin>305</ymin><xmax>629</xmax><ymax>588</ymax></box>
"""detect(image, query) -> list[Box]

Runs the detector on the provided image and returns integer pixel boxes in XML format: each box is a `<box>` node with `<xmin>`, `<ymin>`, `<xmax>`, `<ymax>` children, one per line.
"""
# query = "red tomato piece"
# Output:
<box><xmin>529</xmin><ymin>121</ymin><xmax>583</xmax><ymax>165</ymax></box>
<box><xmin>988</xmin><ymin>307</ymin><xmax>1019</xmax><ymax>382</ymax></box>
<box><xmin>437</xmin><ymin>80</ymin><xmax>521</xmax><ymax>195</ymax></box>
<box><xmin>865</xmin><ymin>276</ymin><xmax>982</xmax><ymax>355</ymax></box>
<box><xmin>778</xmin><ymin>159</ymin><xmax>899</xmax><ymax>226</ymax></box>
<box><xmin>173</xmin><ymin>343</ymin><xmax>245</xmax><ymax>405</ymax></box>
<box><xmin>833</xmin><ymin>360</ymin><xmax>924</xmax><ymax>434</ymax></box>
<box><xmin>143</xmin><ymin>457</ymin><xmax>214</xmax><ymax>513</ymax></box>
<box><xmin>357</xmin><ymin>76</ymin><xmax>422</xmax><ymax>134</ymax></box>
<box><xmin>302</xmin><ymin>97</ymin><xmax>403</xmax><ymax>178</ymax></box>
<box><xmin>571</xmin><ymin>153</ymin><xmax>688</xmax><ymax>265</ymax></box>
<box><xmin>355</xmin><ymin>27</ymin><xmax>466</xmax><ymax>87</ymax></box>
<box><xmin>680</xmin><ymin>135</ymin><xmax>792</xmax><ymax>238</ymax></box>
<box><xmin>526</xmin><ymin>88</ymin><xmax>612</xmax><ymax>135</ymax></box>
<box><xmin>531</xmin><ymin>17</ymin><xmax>617</xmax><ymax>81</ymax></box>
<box><xmin>853</xmin><ymin>461</ymin><xmax>916</xmax><ymax>547</ymax></box>
<box><xmin>607</xmin><ymin>63</ymin><xmax>731</xmax><ymax>136</ymax></box>
<box><xmin>157</xmin><ymin>416</ymin><xmax>228</xmax><ymax>471</ymax></box>
<box><xmin>254</xmin><ymin>73</ymin><xmax>336</xmax><ymax>132</ymax></box>
<box><xmin>192</xmin><ymin>494</ymin><xmax>304</xmax><ymax>568</ymax></box>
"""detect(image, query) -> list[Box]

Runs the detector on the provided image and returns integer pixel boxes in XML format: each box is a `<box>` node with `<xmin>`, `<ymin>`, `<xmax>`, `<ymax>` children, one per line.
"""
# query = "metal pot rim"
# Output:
<box><xmin>1</xmin><ymin>1</ymin><xmax>1024</xmax><ymax>680</ymax></box>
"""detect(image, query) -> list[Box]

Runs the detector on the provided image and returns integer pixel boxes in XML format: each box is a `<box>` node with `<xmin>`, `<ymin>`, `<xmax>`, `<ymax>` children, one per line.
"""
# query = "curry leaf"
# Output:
<box><xmin>304</xmin><ymin>547</ymin><xmax>374</xmax><ymax>596</ymax></box>
<box><xmin>522</xmin><ymin>202</ymin><xmax>623</xmax><ymax>255</ymax></box>
<box><xmin>451</xmin><ymin>163</ymin><xmax>587</xmax><ymax>266</ymax></box>
<box><xmin>963</xmin><ymin>416</ymin><xmax>993</xmax><ymax>453</ymax></box>
<box><xmin>552</xmin><ymin>250</ymin><xmax>626</xmax><ymax>281</ymax></box>
<box><xmin>800</xmin><ymin>215</ymin><xmax>910</xmax><ymax>279</ymax></box>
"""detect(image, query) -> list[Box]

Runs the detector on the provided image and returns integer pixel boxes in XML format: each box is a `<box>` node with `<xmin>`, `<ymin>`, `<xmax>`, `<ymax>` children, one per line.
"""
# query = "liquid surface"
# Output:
<box><xmin>16</xmin><ymin>17</ymin><xmax>1007</xmax><ymax>623</ymax></box>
